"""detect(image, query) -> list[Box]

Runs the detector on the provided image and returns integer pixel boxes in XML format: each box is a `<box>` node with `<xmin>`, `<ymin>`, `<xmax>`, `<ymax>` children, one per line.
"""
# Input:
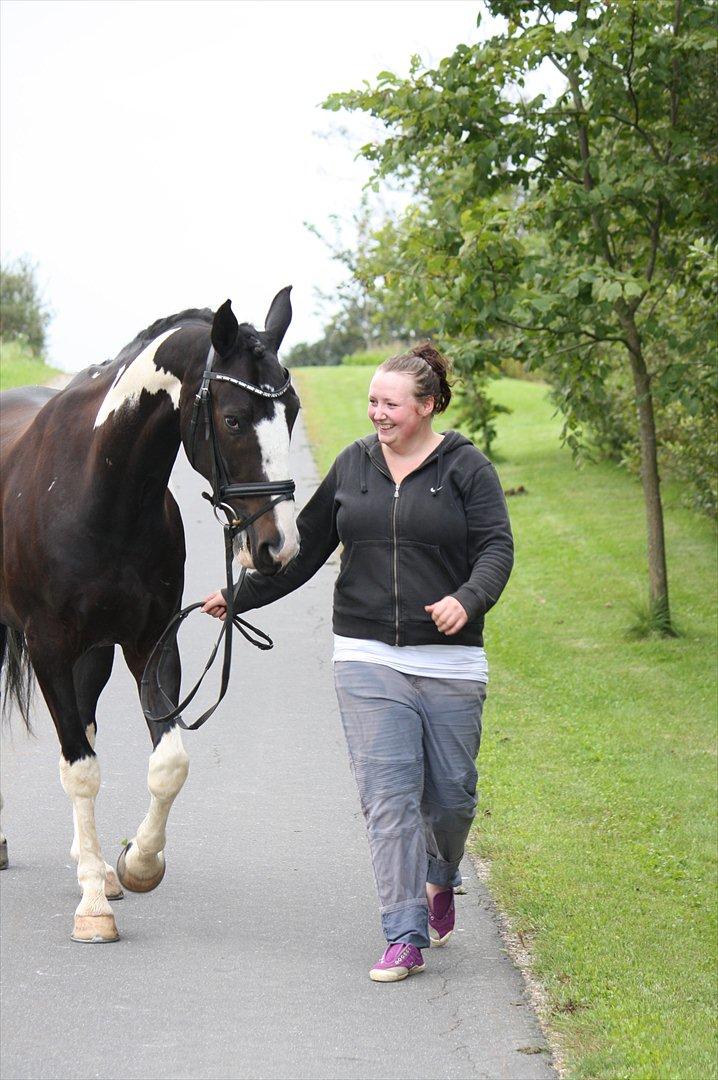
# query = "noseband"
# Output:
<box><xmin>141</xmin><ymin>344</ymin><xmax>296</xmax><ymax>732</ymax></box>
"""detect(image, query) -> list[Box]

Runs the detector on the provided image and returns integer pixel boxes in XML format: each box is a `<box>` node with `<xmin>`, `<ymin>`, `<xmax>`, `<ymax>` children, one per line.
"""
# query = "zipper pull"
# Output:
<box><xmin>394</xmin><ymin>483</ymin><xmax>400</xmax><ymax>499</ymax></box>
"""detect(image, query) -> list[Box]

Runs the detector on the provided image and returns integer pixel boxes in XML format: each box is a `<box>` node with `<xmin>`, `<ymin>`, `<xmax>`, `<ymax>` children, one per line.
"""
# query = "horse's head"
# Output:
<box><xmin>182</xmin><ymin>289</ymin><xmax>300</xmax><ymax>576</ymax></box>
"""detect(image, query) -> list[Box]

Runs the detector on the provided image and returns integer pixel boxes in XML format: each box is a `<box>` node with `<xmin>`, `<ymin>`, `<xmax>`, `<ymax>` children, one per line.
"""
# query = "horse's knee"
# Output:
<box><xmin>60</xmin><ymin>754</ymin><xmax>100</xmax><ymax>800</ymax></box>
<box><xmin>148</xmin><ymin>727</ymin><xmax>189</xmax><ymax>800</ymax></box>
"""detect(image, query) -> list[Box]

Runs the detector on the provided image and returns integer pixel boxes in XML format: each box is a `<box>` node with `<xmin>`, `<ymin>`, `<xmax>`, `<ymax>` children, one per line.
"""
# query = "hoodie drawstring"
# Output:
<box><xmin>430</xmin><ymin>445</ymin><xmax>445</xmax><ymax>496</ymax></box>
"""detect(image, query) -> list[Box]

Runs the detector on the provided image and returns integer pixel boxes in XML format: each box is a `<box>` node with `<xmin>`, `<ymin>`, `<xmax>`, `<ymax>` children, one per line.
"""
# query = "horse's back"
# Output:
<box><xmin>0</xmin><ymin>386</ymin><xmax>58</xmax><ymax>459</ymax></box>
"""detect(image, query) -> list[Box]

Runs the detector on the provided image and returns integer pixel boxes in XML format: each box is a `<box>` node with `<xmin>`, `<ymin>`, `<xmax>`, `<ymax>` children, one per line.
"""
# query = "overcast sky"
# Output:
<box><xmin>1</xmin><ymin>0</ymin><xmax>506</xmax><ymax>372</ymax></box>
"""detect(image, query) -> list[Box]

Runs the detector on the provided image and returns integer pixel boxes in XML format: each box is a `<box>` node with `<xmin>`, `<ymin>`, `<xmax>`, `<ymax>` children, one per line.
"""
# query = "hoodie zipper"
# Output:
<box><xmin>392</xmin><ymin>482</ymin><xmax>400</xmax><ymax>644</ymax></box>
<box><xmin>362</xmin><ymin>441</ymin><xmax>448</xmax><ymax>646</ymax></box>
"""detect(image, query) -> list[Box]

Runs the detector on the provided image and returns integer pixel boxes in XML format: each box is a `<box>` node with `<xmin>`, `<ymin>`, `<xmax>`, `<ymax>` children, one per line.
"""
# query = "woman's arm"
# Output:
<box><xmin>450</xmin><ymin>462</ymin><xmax>514</xmax><ymax>620</ymax></box>
<box><xmin>202</xmin><ymin>461</ymin><xmax>340</xmax><ymax>617</ymax></box>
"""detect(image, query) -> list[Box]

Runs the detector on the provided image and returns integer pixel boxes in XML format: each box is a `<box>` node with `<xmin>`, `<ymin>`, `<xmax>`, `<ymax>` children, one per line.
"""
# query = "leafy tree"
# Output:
<box><xmin>0</xmin><ymin>257</ymin><xmax>51</xmax><ymax>356</ymax></box>
<box><xmin>288</xmin><ymin>196</ymin><xmax>434</xmax><ymax>368</ymax></box>
<box><xmin>326</xmin><ymin>0</ymin><xmax>717</xmax><ymax>633</ymax></box>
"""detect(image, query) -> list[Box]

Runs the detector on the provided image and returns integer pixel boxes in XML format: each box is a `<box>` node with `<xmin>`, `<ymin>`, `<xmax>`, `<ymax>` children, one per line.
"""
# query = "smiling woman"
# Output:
<box><xmin>202</xmin><ymin>339</ymin><xmax>514</xmax><ymax>982</ymax></box>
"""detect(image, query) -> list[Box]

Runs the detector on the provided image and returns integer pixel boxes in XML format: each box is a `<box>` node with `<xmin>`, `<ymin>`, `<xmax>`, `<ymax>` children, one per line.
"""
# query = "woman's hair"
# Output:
<box><xmin>379</xmin><ymin>341</ymin><xmax>453</xmax><ymax>414</ymax></box>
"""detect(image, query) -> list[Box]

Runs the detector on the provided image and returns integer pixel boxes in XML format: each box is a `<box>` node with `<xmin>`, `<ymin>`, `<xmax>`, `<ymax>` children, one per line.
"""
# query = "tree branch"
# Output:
<box><xmin>640</xmin><ymin>263</ymin><xmax>680</xmax><ymax>325</ymax></box>
<box><xmin>493</xmin><ymin>312</ymin><xmax>628</xmax><ymax>348</ymax></box>
<box><xmin>666</xmin><ymin>0</ymin><xmax>682</xmax><ymax>162</ymax></box>
<box><xmin>596</xmin><ymin>110</ymin><xmax>662</xmax><ymax>160</ymax></box>
<box><xmin>561</xmin><ymin>0</ymin><xmax>617</xmax><ymax>269</ymax></box>
<box><xmin>645</xmin><ymin>201</ymin><xmax>664</xmax><ymax>286</ymax></box>
<box><xmin>624</xmin><ymin>5</ymin><xmax>641</xmax><ymax>130</ymax></box>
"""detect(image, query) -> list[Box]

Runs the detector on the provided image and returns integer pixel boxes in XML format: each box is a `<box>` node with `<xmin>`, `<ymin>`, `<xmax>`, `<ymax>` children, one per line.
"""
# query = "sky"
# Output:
<box><xmin>1</xmin><ymin>0</ymin><xmax>503</xmax><ymax>372</ymax></box>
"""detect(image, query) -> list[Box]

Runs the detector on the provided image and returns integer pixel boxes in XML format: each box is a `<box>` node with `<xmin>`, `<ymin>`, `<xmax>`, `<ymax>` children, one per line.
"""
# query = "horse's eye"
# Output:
<box><xmin>224</xmin><ymin>416</ymin><xmax>239</xmax><ymax>430</ymax></box>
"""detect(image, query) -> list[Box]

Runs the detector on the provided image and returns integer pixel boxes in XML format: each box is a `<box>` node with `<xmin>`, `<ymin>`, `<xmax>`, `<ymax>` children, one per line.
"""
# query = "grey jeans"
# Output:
<box><xmin>333</xmin><ymin>661</ymin><xmax>486</xmax><ymax>950</ymax></box>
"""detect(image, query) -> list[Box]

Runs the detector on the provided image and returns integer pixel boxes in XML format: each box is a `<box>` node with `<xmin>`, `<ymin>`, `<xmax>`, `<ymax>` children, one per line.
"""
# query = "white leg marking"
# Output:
<box><xmin>70</xmin><ymin>724</ymin><xmax>95</xmax><ymax>864</ymax></box>
<box><xmin>59</xmin><ymin>756</ymin><xmax>112</xmax><ymax>918</ymax></box>
<box><xmin>253</xmin><ymin>404</ymin><xmax>299</xmax><ymax>565</ymax></box>
<box><xmin>94</xmin><ymin>327</ymin><xmax>183</xmax><ymax>428</ymax></box>
<box><xmin>124</xmin><ymin>728</ymin><xmax>189</xmax><ymax>881</ymax></box>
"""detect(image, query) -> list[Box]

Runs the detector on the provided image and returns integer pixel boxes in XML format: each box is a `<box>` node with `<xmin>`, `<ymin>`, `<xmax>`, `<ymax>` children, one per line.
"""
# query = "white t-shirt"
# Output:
<box><xmin>332</xmin><ymin>634</ymin><xmax>488</xmax><ymax>683</ymax></box>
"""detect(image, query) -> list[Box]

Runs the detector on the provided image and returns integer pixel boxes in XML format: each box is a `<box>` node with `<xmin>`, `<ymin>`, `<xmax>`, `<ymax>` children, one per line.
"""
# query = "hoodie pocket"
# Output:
<box><xmin>398</xmin><ymin>541</ymin><xmax>461</xmax><ymax>624</ymax></box>
<box><xmin>334</xmin><ymin>540</ymin><xmax>394</xmax><ymax>624</ymax></box>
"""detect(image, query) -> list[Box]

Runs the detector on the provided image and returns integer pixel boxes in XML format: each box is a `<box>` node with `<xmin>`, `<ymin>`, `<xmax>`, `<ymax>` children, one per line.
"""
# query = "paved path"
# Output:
<box><xmin>0</xmin><ymin>415</ymin><xmax>555</xmax><ymax>1080</ymax></box>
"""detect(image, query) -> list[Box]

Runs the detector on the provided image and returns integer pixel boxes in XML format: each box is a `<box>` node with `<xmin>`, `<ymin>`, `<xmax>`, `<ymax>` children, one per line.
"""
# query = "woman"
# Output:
<box><xmin>202</xmin><ymin>343</ymin><xmax>513</xmax><ymax>983</ymax></box>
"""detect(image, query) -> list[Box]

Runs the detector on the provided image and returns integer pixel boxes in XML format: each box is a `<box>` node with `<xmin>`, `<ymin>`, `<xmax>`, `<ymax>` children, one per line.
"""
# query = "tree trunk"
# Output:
<box><xmin>620</xmin><ymin>313</ymin><xmax>674</xmax><ymax>632</ymax></box>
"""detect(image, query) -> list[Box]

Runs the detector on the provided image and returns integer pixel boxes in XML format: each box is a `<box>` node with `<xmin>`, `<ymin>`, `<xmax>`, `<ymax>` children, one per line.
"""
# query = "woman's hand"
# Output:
<box><xmin>201</xmin><ymin>590</ymin><xmax>228</xmax><ymax>621</ymax></box>
<box><xmin>424</xmin><ymin>596</ymin><xmax>468</xmax><ymax>636</ymax></box>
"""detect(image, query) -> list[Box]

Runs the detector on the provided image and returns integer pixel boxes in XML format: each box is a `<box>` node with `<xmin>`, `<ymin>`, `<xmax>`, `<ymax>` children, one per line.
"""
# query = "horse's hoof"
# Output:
<box><xmin>116</xmin><ymin>843</ymin><xmax>166</xmax><ymax>893</ymax></box>
<box><xmin>71</xmin><ymin>913</ymin><xmax>120</xmax><ymax>943</ymax></box>
<box><xmin>0</xmin><ymin>840</ymin><xmax>8</xmax><ymax>870</ymax></box>
<box><xmin>104</xmin><ymin>867</ymin><xmax>124</xmax><ymax>901</ymax></box>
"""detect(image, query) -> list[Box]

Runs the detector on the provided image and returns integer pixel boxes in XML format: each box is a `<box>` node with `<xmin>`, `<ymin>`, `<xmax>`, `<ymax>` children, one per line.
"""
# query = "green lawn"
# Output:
<box><xmin>0</xmin><ymin>339</ymin><xmax>63</xmax><ymax>390</ymax></box>
<box><xmin>293</xmin><ymin>365</ymin><xmax>718</xmax><ymax>1080</ymax></box>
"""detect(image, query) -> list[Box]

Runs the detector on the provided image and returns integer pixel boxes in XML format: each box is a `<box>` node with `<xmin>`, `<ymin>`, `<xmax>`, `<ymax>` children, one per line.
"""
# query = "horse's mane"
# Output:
<box><xmin>120</xmin><ymin>310</ymin><xmax>264</xmax><ymax>359</ymax></box>
<box><xmin>132</xmin><ymin>308</ymin><xmax>214</xmax><ymax>345</ymax></box>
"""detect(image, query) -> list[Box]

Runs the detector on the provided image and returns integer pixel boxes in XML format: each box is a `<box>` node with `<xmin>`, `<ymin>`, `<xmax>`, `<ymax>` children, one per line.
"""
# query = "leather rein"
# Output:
<box><xmin>140</xmin><ymin>344</ymin><xmax>295</xmax><ymax>730</ymax></box>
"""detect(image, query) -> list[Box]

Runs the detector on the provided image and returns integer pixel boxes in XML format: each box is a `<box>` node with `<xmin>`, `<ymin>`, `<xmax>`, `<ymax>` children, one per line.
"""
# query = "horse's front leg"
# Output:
<box><xmin>71</xmin><ymin>647</ymin><xmax>124</xmax><ymax>900</ymax></box>
<box><xmin>27</xmin><ymin>634</ymin><xmax>119</xmax><ymax>942</ymax></box>
<box><xmin>117</xmin><ymin>642</ymin><xmax>189</xmax><ymax>893</ymax></box>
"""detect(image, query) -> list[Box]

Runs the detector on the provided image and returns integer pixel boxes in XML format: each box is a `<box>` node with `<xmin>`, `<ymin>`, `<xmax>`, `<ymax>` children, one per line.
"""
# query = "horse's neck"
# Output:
<box><xmin>93</xmin><ymin>405</ymin><xmax>181</xmax><ymax>478</ymax></box>
<box><xmin>83</xmin><ymin>344</ymin><xmax>199</xmax><ymax>522</ymax></box>
<box><xmin>89</xmin><ymin>325</ymin><xmax>204</xmax><ymax>471</ymax></box>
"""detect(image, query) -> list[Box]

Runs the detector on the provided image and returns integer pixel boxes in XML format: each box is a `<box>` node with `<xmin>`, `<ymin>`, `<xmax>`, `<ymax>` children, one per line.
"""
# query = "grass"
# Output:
<box><xmin>0</xmin><ymin>339</ymin><xmax>63</xmax><ymax>390</ymax></box>
<box><xmin>292</xmin><ymin>366</ymin><xmax>718</xmax><ymax>1080</ymax></box>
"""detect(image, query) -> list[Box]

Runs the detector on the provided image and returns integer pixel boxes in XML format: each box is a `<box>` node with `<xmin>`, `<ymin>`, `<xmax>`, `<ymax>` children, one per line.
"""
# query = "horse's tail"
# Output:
<box><xmin>0</xmin><ymin>624</ymin><xmax>34</xmax><ymax>731</ymax></box>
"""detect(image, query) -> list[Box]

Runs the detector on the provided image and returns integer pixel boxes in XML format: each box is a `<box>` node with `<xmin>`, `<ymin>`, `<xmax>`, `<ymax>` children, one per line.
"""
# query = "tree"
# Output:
<box><xmin>0</xmin><ymin>257</ymin><xmax>51</xmax><ymax>356</ymax></box>
<box><xmin>287</xmin><ymin>195</ymin><xmax>428</xmax><ymax>368</ymax></box>
<box><xmin>326</xmin><ymin>0</ymin><xmax>718</xmax><ymax>634</ymax></box>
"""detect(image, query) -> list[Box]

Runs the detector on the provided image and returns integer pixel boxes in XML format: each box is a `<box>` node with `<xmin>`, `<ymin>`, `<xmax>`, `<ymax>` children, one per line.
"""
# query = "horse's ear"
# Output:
<box><xmin>264</xmin><ymin>286</ymin><xmax>292</xmax><ymax>352</ymax></box>
<box><xmin>211</xmin><ymin>300</ymin><xmax>239</xmax><ymax>357</ymax></box>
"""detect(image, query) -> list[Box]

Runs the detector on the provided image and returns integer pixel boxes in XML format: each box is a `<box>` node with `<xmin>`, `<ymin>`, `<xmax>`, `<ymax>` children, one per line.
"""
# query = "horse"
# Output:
<box><xmin>0</xmin><ymin>288</ymin><xmax>300</xmax><ymax>943</ymax></box>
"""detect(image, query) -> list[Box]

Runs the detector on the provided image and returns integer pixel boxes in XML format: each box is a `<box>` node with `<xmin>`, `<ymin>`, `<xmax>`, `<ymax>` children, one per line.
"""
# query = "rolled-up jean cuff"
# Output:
<box><xmin>427</xmin><ymin>855</ymin><xmax>459</xmax><ymax>888</ymax></box>
<box><xmin>381</xmin><ymin>900</ymin><xmax>430</xmax><ymax>950</ymax></box>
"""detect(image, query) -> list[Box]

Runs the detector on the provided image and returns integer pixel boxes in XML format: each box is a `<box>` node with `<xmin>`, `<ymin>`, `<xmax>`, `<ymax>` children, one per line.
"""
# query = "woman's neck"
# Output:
<box><xmin>381</xmin><ymin>427</ymin><xmax>444</xmax><ymax>482</ymax></box>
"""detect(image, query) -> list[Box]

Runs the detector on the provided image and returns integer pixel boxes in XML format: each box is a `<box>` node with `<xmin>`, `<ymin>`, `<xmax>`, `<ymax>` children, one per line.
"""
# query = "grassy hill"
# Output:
<box><xmin>292</xmin><ymin>365</ymin><xmax>717</xmax><ymax>1080</ymax></box>
<box><xmin>0</xmin><ymin>339</ymin><xmax>63</xmax><ymax>390</ymax></box>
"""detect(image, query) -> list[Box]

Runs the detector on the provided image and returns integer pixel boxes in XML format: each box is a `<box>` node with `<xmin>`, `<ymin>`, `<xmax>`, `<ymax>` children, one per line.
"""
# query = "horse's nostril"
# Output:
<box><xmin>255</xmin><ymin>540</ymin><xmax>281</xmax><ymax>574</ymax></box>
<box><xmin>269</xmin><ymin>535</ymin><xmax>286</xmax><ymax>561</ymax></box>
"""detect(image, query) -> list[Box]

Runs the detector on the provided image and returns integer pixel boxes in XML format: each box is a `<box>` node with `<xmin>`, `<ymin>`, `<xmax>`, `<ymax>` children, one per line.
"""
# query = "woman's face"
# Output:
<box><xmin>368</xmin><ymin>370</ymin><xmax>434</xmax><ymax>450</ymax></box>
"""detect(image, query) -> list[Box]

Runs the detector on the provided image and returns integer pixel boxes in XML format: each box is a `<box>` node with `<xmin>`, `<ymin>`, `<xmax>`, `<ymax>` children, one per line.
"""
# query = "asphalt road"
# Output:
<box><xmin>0</xmin><ymin>414</ymin><xmax>556</xmax><ymax>1080</ymax></box>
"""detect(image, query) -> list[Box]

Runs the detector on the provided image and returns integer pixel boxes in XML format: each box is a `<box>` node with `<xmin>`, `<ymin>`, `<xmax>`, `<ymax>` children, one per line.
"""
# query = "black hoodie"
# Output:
<box><xmin>232</xmin><ymin>430</ymin><xmax>514</xmax><ymax>648</ymax></box>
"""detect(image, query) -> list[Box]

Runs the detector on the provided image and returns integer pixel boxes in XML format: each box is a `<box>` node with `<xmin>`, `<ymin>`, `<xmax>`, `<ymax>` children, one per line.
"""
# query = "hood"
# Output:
<box><xmin>357</xmin><ymin>429</ymin><xmax>474</xmax><ymax>495</ymax></box>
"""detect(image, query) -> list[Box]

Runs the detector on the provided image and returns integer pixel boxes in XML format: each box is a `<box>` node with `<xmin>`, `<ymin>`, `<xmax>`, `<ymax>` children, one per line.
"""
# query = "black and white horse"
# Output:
<box><xmin>0</xmin><ymin>289</ymin><xmax>299</xmax><ymax>942</ymax></box>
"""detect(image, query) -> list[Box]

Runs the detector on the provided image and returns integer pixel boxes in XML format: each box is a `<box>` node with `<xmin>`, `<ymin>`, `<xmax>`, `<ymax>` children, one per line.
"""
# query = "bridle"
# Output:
<box><xmin>141</xmin><ymin>343</ymin><xmax>296</xmax><ymax>731</ymax></box>
<box><xmin>186</xmin><ymin>343</ymin><xmax>295</xmax><ymax>529</ymax></box>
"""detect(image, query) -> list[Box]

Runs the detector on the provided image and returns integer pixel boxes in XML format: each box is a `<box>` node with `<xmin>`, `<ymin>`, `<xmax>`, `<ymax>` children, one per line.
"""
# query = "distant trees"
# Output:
<box><xmin>286</xmin><ymin>197</ymin><xmax>427</xmax><ymax>367</ymax></box>
<box><xmin>325</xmin><ymin>0</ymin><xmax>718</xmax><ymax>634</ymax></box>
<box><xmin>0</xmin><ymin>258</ymin><xmax>51</xmax><ymax>356</ymax></box>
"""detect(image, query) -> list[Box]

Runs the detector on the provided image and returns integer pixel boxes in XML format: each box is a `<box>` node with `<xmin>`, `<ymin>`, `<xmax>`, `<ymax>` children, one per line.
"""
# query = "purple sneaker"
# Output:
<box><xmin>428</xmin><ymin>888</ymin><xmax>455</xmax><ymax>947</ymax></box>
<box><xmin>369</xmin><ymin>942</ymin><xmax>425</xmax><ymax>983</ymax></box>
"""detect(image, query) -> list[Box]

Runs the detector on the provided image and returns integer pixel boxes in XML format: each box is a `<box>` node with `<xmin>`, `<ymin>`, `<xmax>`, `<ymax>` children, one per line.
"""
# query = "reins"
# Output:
<box><xmin>140</xmin><ymin>344</ymin><xmax>295</xmax><ymax>730</ymax></box>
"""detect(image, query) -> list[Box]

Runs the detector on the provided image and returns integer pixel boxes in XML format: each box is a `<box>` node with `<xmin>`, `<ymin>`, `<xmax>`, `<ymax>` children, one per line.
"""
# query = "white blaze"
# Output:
<box><xmin>252</xmin><ymin>402</ymin><xmax>299</xmax><ymax>566</ymax></box>
<box><xmin>94</xmin><ymin>328</ymin><xmax>183</xmax><ymax>428</ymax></box>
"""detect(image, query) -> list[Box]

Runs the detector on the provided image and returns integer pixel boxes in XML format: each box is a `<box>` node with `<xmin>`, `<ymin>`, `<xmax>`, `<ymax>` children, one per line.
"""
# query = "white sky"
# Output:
<box><xmin>2</xmin><ymin>0</ymin><xmax>502</xmax><ymax>372</ymax></box>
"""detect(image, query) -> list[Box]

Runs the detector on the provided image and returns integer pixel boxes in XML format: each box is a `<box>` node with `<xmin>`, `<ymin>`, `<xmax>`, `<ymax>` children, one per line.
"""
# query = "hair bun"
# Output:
<box><xmin>410</xmin><ymin>341</ymin><xmax>447</xmax><ymax>374</ymax></box>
